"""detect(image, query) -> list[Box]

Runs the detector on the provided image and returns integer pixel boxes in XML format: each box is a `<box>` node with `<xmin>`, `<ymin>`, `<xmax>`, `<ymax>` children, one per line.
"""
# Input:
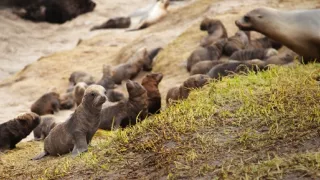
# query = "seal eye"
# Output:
<box><xmin>91</xmin><ymin>93</ymin><xmax>95</xmax><ymax>97</ymax></box>
<box><xmin>244</xmin><ymin>16</ymin><xmax>250</xmax><ymax>22</ymax></box>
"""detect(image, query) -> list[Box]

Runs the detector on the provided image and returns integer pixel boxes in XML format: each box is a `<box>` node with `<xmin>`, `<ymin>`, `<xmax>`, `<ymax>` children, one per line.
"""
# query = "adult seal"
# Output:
<box><xmin>236</xmin><ymin>8</ymin><xmax>320</xmax><ymax>62</ymax></box>
<box><xmin>32</xmin><ymin>85</ymin><xmax>107</xmax><ymax>160</ymax></box>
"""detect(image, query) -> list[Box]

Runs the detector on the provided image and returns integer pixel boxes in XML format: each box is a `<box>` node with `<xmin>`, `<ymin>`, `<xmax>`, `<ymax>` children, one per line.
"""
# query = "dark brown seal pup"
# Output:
<box><xmin>200</xmin><ymin>18</ymin><xmax>228</xmax><ymax>47</ymax></box>
<box><xmin>32</xmin><ymin>85</ymin><xmax>107</xmax><ymax>160</ymax></box>
<box><xmin>166</xmin><ymin>75</ymin><xmax>209</xmax><ymax>105</ymax></box>
<box><xmin>73</xmin><ymin>82</ymin><xmax>88</xmax><ymax>106</ymax></box>
<box><xmin>91</xmin><ymin>17</ymin><xmax>131</xmax><ymax>31</ymax></box>
<box><xmin>33</xmin><ymin>115</ymin><xmax>57</xmax><ymax>141</ymax></box>
<box><xmin>223</xmin><ymin>31</ymin><xmax>249</xmax><ymax>56</ymax></box>
<box><xmin>0</xmin><ymin>112</ymin><xmax>40</xmax><ymax>151</ymax></box>
<box><xmin>207</xmin><ymin>60</ymin><xmax>267</xmax><ymax>80</ymax></box>
<box><xmin>69</xmin><ymin>71</ymin><xmax>95</xmax><ymax>87</ymax></box>
<box><xmin>141</xmin><ymin>73</ymin><xmax>163</xmax><ymax>114</ymax></box>
<box><xmin>15</xmin><ymin>0</ymin><xmax>96</xmax><ymax>23</ymax></box>
<box><xmin>186</xmin><ymin>39</ymin><xmax>226</xmax><ymax>71</ymax></box>
<box><xmin>190</xmin><ymin>60</ymin><xmax>226</xmax><ymax>75</ymax></box>
<box><xmin>229</xmin><ymin>48</ymin><xmax>278</xmax><ymax>61</ymax></box>
<box><xmin>111</xmin><ymin>48</ymin><xmax>150</xmax><ymax>84</ymax></box>
<box><xmin>31</xmin><ymin>92</ymin><xmax>60</xmax><ymax>115</ymax></box>
<box><xmin>99</xmin><ymin>80</ymin><xmax>148</xmax><ymax>130</ymax></box>
<box><xmin>236</xmin><ymin>7</ymin><xmax>320</xmax><ymax>62</ymax></box>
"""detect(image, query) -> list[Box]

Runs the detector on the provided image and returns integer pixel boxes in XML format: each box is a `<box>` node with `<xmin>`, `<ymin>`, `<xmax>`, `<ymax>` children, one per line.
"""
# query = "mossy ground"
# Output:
<box><xmin>1</xmin><ymin>63</ymin><xmax>320</xmax><ymax>179</ymax></box>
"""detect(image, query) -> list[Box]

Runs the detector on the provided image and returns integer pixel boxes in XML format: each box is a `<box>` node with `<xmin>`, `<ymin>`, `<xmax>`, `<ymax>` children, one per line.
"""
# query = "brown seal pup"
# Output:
<box><xmin>186</xmin><ymin>39</ymin><xmax>226</xmax><ymax>71</ymax></box>
<box><xmin>223</xmin><ymin>31</ymin><xmax>249</xmax><ymax>56</ymax></box>
<box><xmin>106</xmin><ymin>90</ymin><xmax>125</xmax><ymax>102</ymax></box>
<box><xmin>15</xmin><ymin>0</ymin><xmax>96</xmax><ymax>24</ymax></box>
<box><xmin>91</xmin><ymin>17</ymin><xmax>131</xmax><ymax>31</ymax></box>
<box><xmin>97</xmin><ymin>65</ymin><xmax>116</xmax><ymax>90</ymax></box>
<box><xmin>141</xmin><ymin>73</ymin><xmax>163</xmax><ymax>114</ymax></box>
<box><xmin>190</xmin><ymin>60</ymin><xmax>226</xmax><ymax>75</ymax></box>
<box><xmin>73</xmin><ymin>82</ymin><xmax>88</xmax><ymax>106</ymax></box>
<box><xmin>236</xmin><ymin>8</ymin><xmax>320</xmax><ymax>62</ymax></box>
<box><xmin>166</xmin><ymin>75</ymin><xmax>209</xmax><ymax>105</ymax></box>
<box><xmin>0</xmin><ymin>112</ymin><xmax>40</xmax><ymax>151</ymax></box>
<box><xmin>207</xmin><ymin>60</ymin><xmax>267</xmax><ymax>80</ymax></box>
<box><xmin>128</xmin><ymin>0</ymin><xmax>170</xmax><ymax>31</ymax></box>
<box><xmin>246</xmin><ymin>36</ymin><xmax>282</xmax><ymax>50</ymax></box>
<box><xmin>33</xmin><ymin>115</ymin><xmax>57</xmax><ymax>141</ymax></box>
<box><xmin>69</xmin><ymin>71</ymin><xmax>95</xmax><ymax>87</ymax></box>
<box><xmin>111</xmin><ymin>48</ymin><xmax>150</xmax><ymax>84</ymax></box>
<box><xmin>229</xmin><ymin>48</ymin><xmax>278</xmax><ymax>61</ymax></box>
<box><xmin>144</xmin><ymin>47</ymin><xmax>163</xmax><ymax>71</ymax></box>
<box><xmin>59</xmin><ymin>91</ymin><xmax>75</xmax><ymax>110</ymax></box>
<box><xmin>200</xmin><ymin>18</ymin><xmax>228</xmax><ymax>47</ymax></box>
<box><xmin>99</xmin><ymin>80</ymin><xmax>148</xmax><ymax>130</ymax></box>
<box><xmin>32</xmin><ymin>85</ymin><xmax>107</xmax><ymax>160</ymax></box>
<box><xmin>31</xmin><ymin>92</ymin><xmax>60</xmax><ymax>115</ymax></box>
<box><xmin>264</xmin><ymin>50</ymin><xmax>297</xmax><ymax>65</ymax></box>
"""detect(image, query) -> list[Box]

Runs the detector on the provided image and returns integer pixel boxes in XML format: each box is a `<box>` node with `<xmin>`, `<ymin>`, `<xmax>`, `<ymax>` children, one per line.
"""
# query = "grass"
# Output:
<box><xmin>1</xmin><ymin>63</ymin><xmax>320</xmax><ymax>179</ymax></box>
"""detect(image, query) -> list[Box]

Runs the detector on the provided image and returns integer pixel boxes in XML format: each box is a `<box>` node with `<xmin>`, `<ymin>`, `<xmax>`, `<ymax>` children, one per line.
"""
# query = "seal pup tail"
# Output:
<box><xmin>32</xmin><ymin>151</ymin><xmax>49</xmax><ymax>160</ymax></box>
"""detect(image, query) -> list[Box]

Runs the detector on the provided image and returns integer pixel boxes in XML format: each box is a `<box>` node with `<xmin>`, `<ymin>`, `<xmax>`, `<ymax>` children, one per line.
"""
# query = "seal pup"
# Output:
<box><xmin>199</xmin><ymin>18</ymin><xmax>228</xmax><ymax>47</ymax></box>
<box><xmin>59</xmin><ymin>91</ymin><xmax>75</xmax><ymax>110</ymax></box>
<box><xmin>31</xmin><ymin>91</ymin><xmax>60</xmax><ymax>115</ymax></box>
<box><xmin>73</xmin><ymin>82</ymin><xmax>88</xmax><ymax>106</ymax></box>
<box><xmin>91</xmin><ymin>17</ymin><xmax>131</xmax><ymax>31</ymax></box>
<box><xmin>190</xmin><ymin>60</ymin><xmax>227</xmax><ymax>75</ymax></box>
<box><xmin>141</xmin><ymin>73</ymin><xmax>163</xmax><ymax>114</ymax></box>
<box><xmin>264</xmin><ymin>50</ymin><xmax>297</xmax><ymax>66</ymax></box>
<box><xmin>106</xmin><ymin>90</ymin><xmax>125</xmax><ymax>102</ymax></box>
<box><xmin>246</xmin><ymin>36</ymin><xmax>282</xmax><ymax>50</ymax></box>
<box><xmin>128</xmin><ymin>0</ymin><xmax>170</xmax><ymax>31</ymax></box>
<box><xmin>0</xmin><ymin>112</ymin><xmax>40</xmax><ymax>151</ymax></box>
<box><xmin>97</xmin><ymin>65</ymin><xmax>116</xmax><ymax>90</ymax></box>
<box><xmin>236</xmin><ymin>8</ymin><xmax>320</xmax><ymax>62</ymax></box>
<box><xmin>111</xmin><ymin>48</ymin><xmax>150</xmax><ymax>84</ymax></box>
<box><xmin>223</xmin><ymin>31</ymin><xmax>249</xmax><ymax>56</ymax></box>
<box><xmin>166</xmin><ymin>75</ymin><xmax>209</xmax><ymax>105</ymax></box>
<box><xmin>144</xmin><ymin>47</ymin><xmax>163</xmax><ymax>71</ymax></box>
<box><xmin>32</xmin><ymin>85</ymin><xmax>107</xmax><ymax>160</ymax></box>
<box><xmin>229</xmin><ymin>48</ymin><xmax>278</xmax><ymax>61</ymax></box>
<box><xmin>15</xmin><ymin>0</ymin><xmax>96</xmax><ymax>23</ymax></box>
<box><xmin>207</xmin><ymin>60</ymin><xmax>267</xmax><ymax>80</ymax></box>
<box><xmin>186</xmin><ymin>39</ymin><xmax>226</xmax><ymax>72</ymax></box>
<box><xmin>69</xmin><ymin>71</ymin><xmax>95</xmax><ymax>87</ymax></box>
<box><xmin>100</xmin><ymin>80</ymin><xmax>148</xmax><ymax>130</ymax></box>
<box><xmin>33</xmin><ymin>115</ymin><xmax>57</xmax><ymax>141</ymax></box>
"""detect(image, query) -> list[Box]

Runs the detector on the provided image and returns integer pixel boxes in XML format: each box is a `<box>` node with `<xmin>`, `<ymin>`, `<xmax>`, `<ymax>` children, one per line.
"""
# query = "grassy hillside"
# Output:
<box><xmin>1</xmin><ymin>63</ymin><xmax>320</xmax><ymax>179</ymax></box>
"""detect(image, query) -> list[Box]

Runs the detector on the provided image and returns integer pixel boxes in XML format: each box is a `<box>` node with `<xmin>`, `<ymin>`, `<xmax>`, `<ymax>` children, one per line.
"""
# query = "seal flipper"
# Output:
<box><xmin>32</xmin><ymin>151</ymin><xmax>49</xmax><ymax>160</ymax></box>
<box><xmin>71</xmin><ymin>133</ymin><xmax>88</xmax><ymax>157</ymax></box>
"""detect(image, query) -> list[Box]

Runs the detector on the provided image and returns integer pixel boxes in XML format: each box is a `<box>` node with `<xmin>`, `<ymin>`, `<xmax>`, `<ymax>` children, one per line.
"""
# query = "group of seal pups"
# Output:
<box><xmin>185</xmin><ymin>16</ymin><xmax>300</xmax><ymax>82</ymax></box>
<box><xmin>1</xmin><ymin>6</ymin><xmax>319</xmax><ymax>160</ymax></box>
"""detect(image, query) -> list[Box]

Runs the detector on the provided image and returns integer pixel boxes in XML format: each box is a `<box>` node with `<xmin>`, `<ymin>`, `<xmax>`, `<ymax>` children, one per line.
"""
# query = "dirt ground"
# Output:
<box><xmin>0</xmin><ymin>0</ymin><xmax>319</xmax><ymax>142</ymax></box>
